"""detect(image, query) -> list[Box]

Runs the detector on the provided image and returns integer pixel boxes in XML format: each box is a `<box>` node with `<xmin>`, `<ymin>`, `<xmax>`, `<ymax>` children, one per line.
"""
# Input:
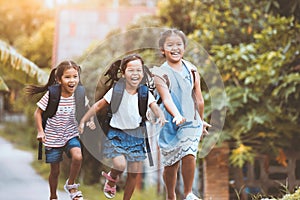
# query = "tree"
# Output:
<box><xmin>14</xmin><ymin>21</ymin><xmax>55</xmax><ymax>69</ymax></box>
<box><xmin>158</xmin><ymin>0</ymin><xmax>300</xmax><ymax>49</ymax></box>
<box><xmin>0</xmin><ymin>0</ymin><xmax>52</xmax><ymax>45</ymax></box>
<box><xmin>0</xmin><ymin>0</ymin><xmax>54</xmax><ymax>69</ymax></box>
<box><xmin>0</xmin><ymin>40</ymin><xmax>48</xmax><ymax>85</ymax></box>
<box><xmin>208</xmin><ymin>15</ymin><xmax>300</xmax><ymax>198</ymax></box>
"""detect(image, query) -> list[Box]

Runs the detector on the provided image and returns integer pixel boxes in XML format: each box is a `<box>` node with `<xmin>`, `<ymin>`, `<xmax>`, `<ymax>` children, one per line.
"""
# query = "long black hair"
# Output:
<box><xmin>26</xmin><ymin>60</ymin><xmax>81</xmax><ymax>96</ymax></box>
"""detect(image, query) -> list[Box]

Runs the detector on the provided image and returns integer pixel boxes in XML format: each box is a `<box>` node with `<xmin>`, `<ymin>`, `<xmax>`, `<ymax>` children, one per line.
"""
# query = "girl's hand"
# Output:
<box><xmin>78</xmin><ymin>121</ymin><xmax>85</xmax><ymax>134</ymax></box>
<box><xmin>146</xmin><ymin>110</ymin><xmax>156</xmax><ymax>124</ymax></box>
<box><xmin>147</xmin><ymin>110</ymin><xmax>167</xmax><ymax>126</ymax></box>
<box><xmin>172</xmin><ymin>115</ymin><xmax>186</xmax><ymax>125</ymax></box>
<box><xmin>87</xmin><ymin>119</ymin><xmax>96</xmax><ymax>130</ymax></box>
<box><xmin>37</xmin><ymin>131</ymin><xmax>45</xmax><ymax>143</ymax></box>
<box><xmin>202</xmin><ymin>121</ymin><xmax>212</xmax><ymax>135</ymax></box>
<box><xmin>157</xmin><ymin>116</ymin><xmax>168</xmax><ymax>127</ymax></box>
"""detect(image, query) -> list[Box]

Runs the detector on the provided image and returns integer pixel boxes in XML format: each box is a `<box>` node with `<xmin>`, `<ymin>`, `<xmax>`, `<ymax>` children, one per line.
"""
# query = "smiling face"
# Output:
<box><xmin>161</xmin><ymin>33</ymin><xmax>185</xmax><ymax>64</ymax></box>
<box><xmin>123</xmin><ymin>59</ymin><xmax>144</xmax><ymax>93</ymax></box>
<box><xmin>57</xmin><ymin>67</ymin><xmax>79</xmax><ymax>97</ymax></box>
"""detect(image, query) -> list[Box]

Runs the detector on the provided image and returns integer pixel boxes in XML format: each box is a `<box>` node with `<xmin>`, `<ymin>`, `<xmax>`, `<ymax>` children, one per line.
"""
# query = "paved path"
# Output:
<box><xmin>0</xmin><ymin>136</ymin><xmax>69</xmax><ymax>200</ymax></box>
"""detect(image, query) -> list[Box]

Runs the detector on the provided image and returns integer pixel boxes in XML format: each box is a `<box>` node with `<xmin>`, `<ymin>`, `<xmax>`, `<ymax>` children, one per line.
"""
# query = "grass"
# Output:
<box><xmin>249</xmin><ymin>183</ymin><xmax>300</xmax><ymax>200</ymax></box>
<box><xmin>80</xmin><ymin>186</ymin><xmax>164</xmax><ymax>200</ymax></box>
<box><xmin>0</xmin><ymin>122</ymin><xmax>165</xmax><ymax>200</ymax></box>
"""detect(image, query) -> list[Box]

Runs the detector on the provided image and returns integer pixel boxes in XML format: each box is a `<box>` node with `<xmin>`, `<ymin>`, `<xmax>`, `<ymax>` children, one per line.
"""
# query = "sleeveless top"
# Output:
<box><xmin>152</xmin><ymin>59</ymin><xmax>203</xmax><ymax>166</ymax></box>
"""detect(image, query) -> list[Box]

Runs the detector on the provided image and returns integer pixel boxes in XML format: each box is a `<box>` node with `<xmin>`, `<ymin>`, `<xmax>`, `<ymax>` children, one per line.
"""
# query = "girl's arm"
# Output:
<box><xmin>193</xmin><ymin>72</ymin><xmax>211</xmax><ymax>134</ymax></box>
<box><xmin>149</xmin><ymin>102</ymin><xmax>166</xmax><ymax>126</ymax></box>
<box><xmin>78</xmin><ymin>98</ymin><xmax>108</xmax><ymax>133</ymax></box>
<box><xmin>154</xmin><ymin>76</ymin><xmax>185</xmax><ymax>125</ymax></box>
<box><xmin>34</xmin><ymin>107</ymin><xmax>45</xmax><ymax>143</ymax></box>
<box><xmin>193</xmin><ymin>72</ymin><xmax>204</xmax><ymax>119</ymax></box>
<box><xmin>85</xmin><ymin>104</ymin><xmax>96</xmax><ymax>131</ymax></box>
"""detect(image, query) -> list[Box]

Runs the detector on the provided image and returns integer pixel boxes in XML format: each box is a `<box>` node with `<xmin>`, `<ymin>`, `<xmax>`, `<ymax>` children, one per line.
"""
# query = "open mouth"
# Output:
<box><xmin>171</xmin><ymin>51</ymin><xmax>180</xmax><ymax>55</ymax></box>
<box><xmin>131</xmin><ymin>77</ymin><xmax>140</xmax><ymax>84</ymax></box>
<box><xmin>170</xmin><ymin>51</ymin><xmax>182</xmax><ymax>57</ymax></box>
<box><xmin>68</xmin><ymin>84</ymin><xmax>76</xmax><ymax>89</ymax></box>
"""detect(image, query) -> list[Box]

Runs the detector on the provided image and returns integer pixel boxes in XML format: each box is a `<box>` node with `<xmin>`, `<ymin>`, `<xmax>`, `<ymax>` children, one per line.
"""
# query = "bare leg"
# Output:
<box><xmin>163</xmin><ymin>161</ymin><xmax>180</xmax><ymax>200</ymax></box>
<box><xmin>49</xmin><ymin>163</ymin><xmax>60</xmax><ymax>200</ymax></box>
<box><xmin>67</xmin><ymin>147</ymin><xmax>82</xmax><ymax>185</ymax></box>
<box><xmin>108</xmin><ymin>155</ymin><xmax>127</xmax><ymax>187</ymax></box>
<box><xmin>181</xmin><ymin>155</ymin><xmax>196</xmax><ymax>197</ymax></box>
<box><xmin>123</xmin><ymin>161</ymin><xmax>142</xmax><ymax>200</ymax></box>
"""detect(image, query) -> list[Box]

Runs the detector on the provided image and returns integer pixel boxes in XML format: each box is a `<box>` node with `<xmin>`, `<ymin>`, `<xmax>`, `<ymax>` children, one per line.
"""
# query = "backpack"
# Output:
<box><xmin>38</xmin><ymin>84</ymin><xmax>86</xmax><ymax>160</ymax></box>
<box><xmin>96</xmin><ymin>65</ymin><xmax>154</xmax><ymax>166</ymax></box>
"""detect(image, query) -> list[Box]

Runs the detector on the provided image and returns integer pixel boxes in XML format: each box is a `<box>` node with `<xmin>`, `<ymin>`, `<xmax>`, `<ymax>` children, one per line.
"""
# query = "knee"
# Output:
<box><xmin>127</xmin><ymin>172</ymin><xmax>138</xmax><ymax>179</ymax></box>
<box><xmin>71</xmin><ymin>152</ymin><xmax>82</xmax><ymax>164</ymax></box>
<box><xmin>114</xmin><ymin>162</ymin><xmax>126</xmax><ymax>172</ymax></box>
<box><xmin>182</xmin><ymin>154</ymin><xmax>195</xmax><ymax>163</ymax></box>
<box><xmin>70</xmin><ymin>147</ymin><xmax>82</xmax><ymax>160</ymax></box>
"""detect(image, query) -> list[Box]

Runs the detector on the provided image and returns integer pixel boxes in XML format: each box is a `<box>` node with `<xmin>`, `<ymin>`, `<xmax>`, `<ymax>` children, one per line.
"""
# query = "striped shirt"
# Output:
<box><xmin>37</xmin><ymin>91</ymin><xmax>83</xmax><ymax>147</ymax></box>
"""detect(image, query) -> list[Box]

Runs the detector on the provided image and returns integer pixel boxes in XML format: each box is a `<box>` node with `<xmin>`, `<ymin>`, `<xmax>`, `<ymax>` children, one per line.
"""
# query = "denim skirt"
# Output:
<box><xmin>103</xmin><ymin>127</ymin><xmax>146</xmax><ymax>162</ymax></box>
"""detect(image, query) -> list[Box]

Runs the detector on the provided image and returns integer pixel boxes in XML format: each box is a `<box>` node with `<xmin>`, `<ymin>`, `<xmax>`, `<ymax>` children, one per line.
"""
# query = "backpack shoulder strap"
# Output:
<box><xmin>138</xmin><ymin>84</ymin><xmax>149</xmax><ymax>121</ymax></box>
<box><xmin>75</xmin><ymin>84</ymin><xmax>86</xmax><ymax>121</ymax></box>
<box><xmin>46</xmin><ymin>84</ymin><xmax>61</xmax><ymax>118</ymax></box>
<box><xmin>42</xmin><ymin>84</ymin><xmax>61</xmax><ymax>128</ymax></box>
<box><xmin>111</xmin><ymin>78</ymin><xmax>125</xmax><ymax>114</ymax></box>
<box><xmin>137</xmin><ymin>84</ymin><xmax>153</xmax><ymax>166</ymax></box>
<box><xmin>39</xmin><ymin>84</ymin><xmax>60</xmax><ymax>160</ymax></box>
<box><xmin>182</xmin><ymin>59</ymin><xmax>197</xmax><ymax>87</ymax></box>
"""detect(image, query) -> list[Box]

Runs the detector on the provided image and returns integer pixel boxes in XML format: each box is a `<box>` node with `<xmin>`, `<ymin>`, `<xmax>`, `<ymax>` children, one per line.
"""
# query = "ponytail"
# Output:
<box><xmin>104</xmin><ymin>59</ymin><xmax>122</xmax><ymax>88</ymax></box>
<box><xmin>25</xmin><ymin>68</ymin><xmax>57</xmax><ymax>96</ymax></box>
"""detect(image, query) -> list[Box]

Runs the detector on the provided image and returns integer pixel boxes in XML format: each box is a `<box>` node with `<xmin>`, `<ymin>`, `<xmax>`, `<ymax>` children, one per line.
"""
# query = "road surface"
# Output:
<box><xmin>0</xmin><ymin>136</ymin><xmax>70</xmax><ymax>200</ymax></box>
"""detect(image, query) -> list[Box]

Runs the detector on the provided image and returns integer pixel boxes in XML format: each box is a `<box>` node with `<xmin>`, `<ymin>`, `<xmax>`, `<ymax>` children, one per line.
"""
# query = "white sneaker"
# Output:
<box><xmin>184</xmin><ymin>193</ymin><xmax>201</xmax><ymax>200</ymax></box>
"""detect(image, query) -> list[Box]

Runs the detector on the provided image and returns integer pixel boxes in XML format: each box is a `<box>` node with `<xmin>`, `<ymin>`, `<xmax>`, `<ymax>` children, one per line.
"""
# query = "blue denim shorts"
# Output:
<box><xmin>45</xmin><ymin>137</ymin><xmax>81</xmax><ymax>163</ymax></box>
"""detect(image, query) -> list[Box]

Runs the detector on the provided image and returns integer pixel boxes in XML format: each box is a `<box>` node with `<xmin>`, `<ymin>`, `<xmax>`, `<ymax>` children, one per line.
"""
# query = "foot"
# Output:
<box><xmin>102</xmin><ymin>171</ymin><xmax>118</xmax><ymax>199</ymax></box>
<box><xmin>64</xmin><ymin>179</ymin><xmax>84</xmax><ymax>200</ymax></box>
<box><xmin>49</xmin><ymin>195</ymin><xmax>58</xmax><ymax>200</ymax></box>
<box><xmin>184</xmin><ymin>193</ymin><xmax>201</xmax><ymax>200</ymax></box>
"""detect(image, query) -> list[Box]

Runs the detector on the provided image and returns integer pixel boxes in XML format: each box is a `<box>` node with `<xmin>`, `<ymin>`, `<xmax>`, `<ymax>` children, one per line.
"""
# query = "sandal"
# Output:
<box><xmin>102</xmin><ymin>171</ymin><xmax>118</xmax><ymax>199</ymax></box>
<box><xmin>64</xmin><ymin>179</ymin><xmax>84</xmax><ymax>200</ymax></box>
<box><xmin>184</xmin><ymin>193</ymin><xmax>202</xmax><ymax>200</ymax></box>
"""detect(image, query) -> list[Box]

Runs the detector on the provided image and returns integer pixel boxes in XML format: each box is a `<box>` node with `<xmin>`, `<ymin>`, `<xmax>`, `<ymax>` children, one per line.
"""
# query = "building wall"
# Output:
<box><xmin>203</xmin><ymin>143</ymin><xmax>230</xmax><ymax>200</ymax></box>
<box><xmin>53</xmin><ymin>6</ymin><xmax>156</xmax><ymax>65</ymax></box>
